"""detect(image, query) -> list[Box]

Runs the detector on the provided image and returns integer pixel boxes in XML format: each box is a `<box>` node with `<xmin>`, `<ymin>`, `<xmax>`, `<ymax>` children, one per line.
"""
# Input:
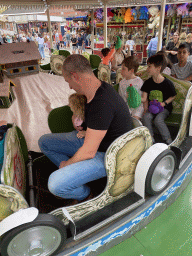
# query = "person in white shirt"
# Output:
<box><xmin>38</xmin><ymin>34</ymin><xmax>45</xmax><ymax>60</ymax></box>
<box><xmin>126</xmin><ymin>35</ymin><xmax>135</xmax><ymax>56</ymax></box>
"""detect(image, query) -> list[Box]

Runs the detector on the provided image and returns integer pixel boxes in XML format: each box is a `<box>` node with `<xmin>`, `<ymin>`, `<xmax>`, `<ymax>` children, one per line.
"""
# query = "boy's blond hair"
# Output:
<box><xmin>122</xmin><ymin>56</ymin><xmax>139</xmax><ymax>73</ymax></box>
<box><xmin>68</xmin><ymin>93</ymin><xmax>87</xmax><ymax>121</ymax></box>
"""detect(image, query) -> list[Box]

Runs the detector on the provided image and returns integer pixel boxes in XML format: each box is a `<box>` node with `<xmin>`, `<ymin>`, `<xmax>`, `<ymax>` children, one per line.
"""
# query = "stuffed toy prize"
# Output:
<box><xmin>149</xmin><ymin>100</ymin><xmax>164</xmax><ymax>114</ymax></box>
<box><xmin>127</xmin><ymin>84</ymin><xmax>141</xmax><ymax>109</ymax></box>
<box><xmin>148</xmin><ymin>90</ymin><xmax>164</xmax><ymax>114</ymax></box>
<box><xmin>115</xmin><ymin>36</ymin><xmax>122</xmax><ymax>50</ymax></box>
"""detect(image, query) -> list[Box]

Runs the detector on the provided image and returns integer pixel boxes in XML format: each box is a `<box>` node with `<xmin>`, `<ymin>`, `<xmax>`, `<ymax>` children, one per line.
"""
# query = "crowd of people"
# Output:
<box><xmin>0</xmin><ymin>29</ymin><xmax>91</xmax><ymax>60</ymax></box>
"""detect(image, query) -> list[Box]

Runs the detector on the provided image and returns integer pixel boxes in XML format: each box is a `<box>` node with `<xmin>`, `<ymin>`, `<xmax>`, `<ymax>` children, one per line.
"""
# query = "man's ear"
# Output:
<box><xmin>71</xmin><ymin>72</ymin><xmax>79</xmax><ymax>81</ymax></box>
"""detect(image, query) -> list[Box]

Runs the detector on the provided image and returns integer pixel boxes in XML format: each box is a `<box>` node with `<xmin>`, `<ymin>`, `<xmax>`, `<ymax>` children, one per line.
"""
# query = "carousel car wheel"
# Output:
<box><xmin>0</xmin><ymin>213</ymin><xmax>67</xmax><ymax>256</ymax></box>
<box><xmin>145</xmin><ymin>149</ymin><xmax>177</xmax><ymax>195</ymax></box>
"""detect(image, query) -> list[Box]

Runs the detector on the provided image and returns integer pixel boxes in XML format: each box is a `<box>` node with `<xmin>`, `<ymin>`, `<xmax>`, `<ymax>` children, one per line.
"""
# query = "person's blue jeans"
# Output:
<box><xmin>38</xmin><ymin>131</ymin><xmax>106</xmax><ymax>200</ymax></box>
<box><xmin>38</xmin><ymin>44</ymin><xmax>45</xmax><ymax>59</ymax></box>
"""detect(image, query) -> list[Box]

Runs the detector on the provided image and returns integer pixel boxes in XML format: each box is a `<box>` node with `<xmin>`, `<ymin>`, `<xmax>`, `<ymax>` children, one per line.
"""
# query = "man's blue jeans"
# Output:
<box><xmin>38</xmin><ymin>131</ymin><xmax>106</xmax><ymax>201</ymax></box>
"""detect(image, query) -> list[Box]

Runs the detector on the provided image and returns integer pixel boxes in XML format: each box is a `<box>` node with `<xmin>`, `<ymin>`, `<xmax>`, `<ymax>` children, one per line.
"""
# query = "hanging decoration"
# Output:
<box><xmin>107</xmin><ymin>8</ymin><xmax>114</xmax><ymax>22</ymax></box>
<box><xmin>177</xmin><ymin>3</ymin><xmax>189</xmax><ymax>18</ymax></box>
<box><xmin>131</xmin><ymin>8</ymin><xmax>137</xmax><ymax>21</ymax></box>
<box><xmin>95</xmin><ymin>8</ymin><xmax>103</xmax><ymax>22</ymax></box>
<box><xmin>138</xmin><ymin>6</ymin><xmax>148</xmax><ymax>20</ymax></box>
<box><xmin>148</xmin><ymin>6</ymin><xmax>160</xmax><ymax>29</ymax></box>
<box><xmin>111</xmin><ymin>8</ymin><xmax>118</xmax><ymax>22</ymax></box>
<box><xmin>124</xmin><ymin>8</ymin><xmax>134</xmax><ymax>23</ymax></box>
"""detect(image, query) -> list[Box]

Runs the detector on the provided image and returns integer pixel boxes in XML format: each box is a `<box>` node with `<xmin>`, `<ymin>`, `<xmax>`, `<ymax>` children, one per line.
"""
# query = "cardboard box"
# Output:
<box><xmin>0</xmin><ymin>42</ymin><xmax>41</xmax><ymax>77</ymax></box>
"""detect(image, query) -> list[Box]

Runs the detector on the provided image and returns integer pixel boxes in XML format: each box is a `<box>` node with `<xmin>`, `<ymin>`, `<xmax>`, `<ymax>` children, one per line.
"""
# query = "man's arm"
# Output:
<box><xmin>59</xmin><ymin>128</ymin><xmax>107</xmax><ymax>168</ymax></box>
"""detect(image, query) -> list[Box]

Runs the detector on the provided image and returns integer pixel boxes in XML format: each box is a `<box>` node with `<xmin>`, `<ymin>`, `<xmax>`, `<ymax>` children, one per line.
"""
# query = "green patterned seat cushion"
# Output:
<box><xmin>163</xmin><ymin>74</ymin><xmax>191</xmax><ymax>115</ymax></box>
<box><xmin>165</xmin><ymin>113</ymin><xmax>182</xmax><ymax>126</ymax></box>
<box><xmin>98</xmin><ymin>63</ymin><xmax>111</xmax><ymax>84</ymax></box>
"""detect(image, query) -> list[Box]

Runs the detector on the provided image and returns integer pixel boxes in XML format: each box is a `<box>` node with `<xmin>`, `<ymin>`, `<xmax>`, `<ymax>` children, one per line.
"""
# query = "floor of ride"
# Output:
<box><xmin>100</xmin><ymin>171</ymin><xmax>192</xmax><ymax>256</ymax></box>
<box><xmin>74</xmin><ymin>192</ymin><xmax>142</xmax><ymax>237</ymax></box>
<box><xmin>32</xmin><ymin>156</ymin><xmax>107</xmax><ymax>212</ymax></box>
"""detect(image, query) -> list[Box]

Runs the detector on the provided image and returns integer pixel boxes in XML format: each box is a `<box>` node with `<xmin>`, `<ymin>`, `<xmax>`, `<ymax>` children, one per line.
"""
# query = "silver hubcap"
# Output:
<box><xmin>7</xmin><ymin>226</ymin><xmax>61</xmax><ymax>256</ymax></box>
<box><xmin>151</xmin><ymin>155</ymin><xmax>175</xmax><ymax>192</ymax></box>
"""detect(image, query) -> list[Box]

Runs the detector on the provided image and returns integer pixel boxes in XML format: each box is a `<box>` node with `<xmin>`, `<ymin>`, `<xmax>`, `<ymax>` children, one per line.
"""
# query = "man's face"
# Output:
<box><xmin>173</xmin><ymin>33</ymin><xmax>179</xmax><ymax>42</ymax></box>
<box><xmin>63</xmin><ymin>70</ymin><xmax>83</xmax><ymax>94</ymax></box>
<box><xmin>177</xmin><ymin>48</ymin><xmax>189</xmax><ymax>63</ymax></box>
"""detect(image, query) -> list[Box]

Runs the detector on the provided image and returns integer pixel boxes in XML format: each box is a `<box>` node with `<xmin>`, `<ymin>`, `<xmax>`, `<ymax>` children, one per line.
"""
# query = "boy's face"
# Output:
<box><xmin>147</xmin><ymin>63</ymin><xmax>161</xmax><ymax>76</ymax></box>
<box><xmin>121</xmin><ymin>65</ymin><xmax>134</xmax><ymax>80</ymax></box>
<box><xmin>177</xmin><ymin>48</ymin><xmax>189</xmax><ymax>63</ymax></box>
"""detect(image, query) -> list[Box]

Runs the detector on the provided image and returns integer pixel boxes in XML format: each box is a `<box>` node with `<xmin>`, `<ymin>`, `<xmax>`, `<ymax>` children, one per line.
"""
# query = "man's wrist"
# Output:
<box><xmin>164</xmin><ymin>101</ymin><xmax>168</xmax><ymax>107</ymax></box>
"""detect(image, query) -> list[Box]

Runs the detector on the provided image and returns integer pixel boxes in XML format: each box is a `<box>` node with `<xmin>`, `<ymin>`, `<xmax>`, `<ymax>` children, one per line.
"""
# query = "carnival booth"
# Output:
<box><xmin>93</xmin><ymin>3</ymin><xmax>192</xmax><ymax>63</ymax></box>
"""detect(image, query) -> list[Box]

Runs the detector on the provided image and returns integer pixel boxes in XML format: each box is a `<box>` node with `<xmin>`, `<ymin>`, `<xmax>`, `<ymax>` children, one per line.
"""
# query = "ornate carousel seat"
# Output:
<box><xmin>39</xmin><ymin>63</ymin><xmax>51</xmax><ymax>73</ymax></box>
<box><xmin>98</xmin><ymin>63</ymin><xmax>111</xmax><ymax>85</ymax></box>
<box><xmin>116</xmin><ymin>67</ymin><xmax>123</xmax><ymax>84</ymax></box>
<box><xmin>50</xmin><ymin>55</ymin><xmax>66</xmax><ymax>76</ymax></box>
<box><xmin>0</xmin><ymin>125</ymin><xmax>29</xmax><ymax>221</ymax></box>
<box><xmin>163</xmin><ymin>74</ymin><xmax>191</xmax><ymax>127</ymax></box>
<box><xmin>58</xmin><ymin>50</ymin><xmax>70</xmax><ymax>58</ymax></box>
<box><xmin>82</xmin><ymin>52</ymin><xmax>90</xmax><ymax>61</ymax></box>
<box><xmin>89</xmin><ymin>54</ymin><xmax>102</xmax><ymax>69</ymax></box>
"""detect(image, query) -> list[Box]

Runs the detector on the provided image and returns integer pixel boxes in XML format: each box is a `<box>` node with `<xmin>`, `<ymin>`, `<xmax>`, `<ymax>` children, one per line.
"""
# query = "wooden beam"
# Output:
<box><xmin>103</xmin><ymin>1</ymin><xmax>107</xmax><ymax>48</ymax></box>
<box><xmin>91</xmin><ymin>8</ymin><xmax>94</xmax><ymax>51</ymax></box>
<box><xmin>157</xmin><ymin>0</ymin><xmax>166</xmax><ymax>52</ymax></box>
<box><xmin>46</xmin><ymin>7</ymin><xmax>53</xmax><ymax>50</ymax></box>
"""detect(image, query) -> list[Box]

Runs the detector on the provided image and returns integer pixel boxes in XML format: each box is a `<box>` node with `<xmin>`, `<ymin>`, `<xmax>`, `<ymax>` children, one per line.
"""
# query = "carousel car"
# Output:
<box><xmin>0</xmin><ymin>75</ymin><xmax>192</xmax><ymax>256</ymax></box>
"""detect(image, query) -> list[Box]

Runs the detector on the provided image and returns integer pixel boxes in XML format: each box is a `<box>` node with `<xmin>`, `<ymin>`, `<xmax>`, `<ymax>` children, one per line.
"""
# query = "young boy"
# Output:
<box><xmin>171</xmin><ymin>43</ymin><xmax>192</xmax><ymax>81</ymax></box>
<box><xmin>118</xmin><ymin>56</ymin><xmax>144</xmax><ymax>120</ymax></box>
<box><xmin>141</xmin><ymin>54</ymin><xmax>177</xmax><ymax>144</ymax></box>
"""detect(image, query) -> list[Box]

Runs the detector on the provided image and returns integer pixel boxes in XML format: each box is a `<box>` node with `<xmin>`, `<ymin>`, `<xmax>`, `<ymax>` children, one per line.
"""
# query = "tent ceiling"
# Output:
<box><xmin>0</xmin><ymin>0</ymin><xmax>190</xmax><ymax>9</ymax></box>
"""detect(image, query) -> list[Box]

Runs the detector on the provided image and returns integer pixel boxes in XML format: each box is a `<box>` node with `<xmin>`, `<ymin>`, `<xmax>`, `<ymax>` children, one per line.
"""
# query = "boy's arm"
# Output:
<box><xmin>161</xmin><ymin>96</ymin><xmax>176</xmax><ymax>107</ymax></box>
<box><xmin>141</xmin><ymin>91</ymin><xmax>148</xmax><ymax>103</ymax></box>
<box><xmin>103</xmin><ymin>48</ymin><xmax>115</xmax><ymax>65</ymax></box>
<box><xmin>171</xmin><ymin>65</ymin><xmax>177</xmax><ymax>78</ymax></box>
<box><xmin>185</xmin><ymin>64</ymin><xmax>192</xmax><ymax>81</ymax></box>
<box><xmin>111</xmin><ymin>57</ymin><xmax>118</xmax><ymax>71</ymax></box>
<box><xmin>185</xmin><ymin>75</ymin><xmax>192</xmax><ymax>82</ymax></box>
<box><xmin>141</xmin><ymin>92</ymin><xmax>148</xmax><ymax>114</ymax></box>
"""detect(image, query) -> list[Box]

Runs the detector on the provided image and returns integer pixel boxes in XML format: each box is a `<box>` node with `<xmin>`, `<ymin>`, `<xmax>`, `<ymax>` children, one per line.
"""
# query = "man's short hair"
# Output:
<box><xmin>147</xmin><ymin>54</ymin><xmax>167</xmax><ymax>72</ymax></box>
<box><xmin>63</xmin><ymin>54</ymin><xmax>93</xmax><ymax>75</ymax></box>
<box><xmin>178</xmin><ymin>43</ymin><xmax>190</xmax><ymax>52</ymax></box>
<box><xmin>101</xmin><ymin>47</ymin><xmax>110</xmax><ymax>57</ymax></box>
<box><xmin>122</xmin><ymin>56</ymin><xmax>139</xmax><ymax>73</ymax></box>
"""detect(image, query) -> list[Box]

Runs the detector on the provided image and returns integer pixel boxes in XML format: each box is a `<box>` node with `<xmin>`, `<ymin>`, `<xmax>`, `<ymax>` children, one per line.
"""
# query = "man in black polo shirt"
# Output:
<box><xmin>39</xmin><ymin>54</ymin><xmax>133</xmax><ymax>204</ymax></box>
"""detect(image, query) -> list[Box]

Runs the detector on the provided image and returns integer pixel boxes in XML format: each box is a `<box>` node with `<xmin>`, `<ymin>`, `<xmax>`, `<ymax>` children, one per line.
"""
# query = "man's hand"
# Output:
<box><xmin>59</xmin><ymin>161</ymin><xmax>67</xmax><ymax>169</ymax></box>
<box><xmin>77</xmin><ymin>130</ymin><xmax>86</xmax><ymax>138</ymax></box>
<box><xmin>59</xmin><ymin>128</ymin><xmax>107</xmax><ymax>168</ymax></box>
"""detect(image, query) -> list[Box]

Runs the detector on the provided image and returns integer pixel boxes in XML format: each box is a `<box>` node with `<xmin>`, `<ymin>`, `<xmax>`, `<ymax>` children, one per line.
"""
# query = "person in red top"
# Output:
<box><xmin>59</xmin><ymin>33</ymin><xmax>63</xmax><ymax>48</ymax></box>
<box><xmin>101</xmin><ymin>45</ymin><xmax>116</xmax><ymax>67</ymax></box>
